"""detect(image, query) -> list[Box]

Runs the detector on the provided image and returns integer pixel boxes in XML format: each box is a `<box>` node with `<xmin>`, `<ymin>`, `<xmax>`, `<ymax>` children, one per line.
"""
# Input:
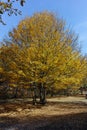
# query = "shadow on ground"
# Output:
<box><xmin>0</xmin><ymin>112</ymin><xmax>87</xmax><ymax>130</ymax></box>
<box><xmin>36</xmin><ymin>112</ymin><xmax>87</xmax><ymax>130</ymax></box>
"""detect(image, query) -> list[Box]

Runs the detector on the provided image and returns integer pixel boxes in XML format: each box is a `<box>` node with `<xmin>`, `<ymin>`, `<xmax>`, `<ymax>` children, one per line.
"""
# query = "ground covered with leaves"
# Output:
<box><xmin>0</xmin><ymin>97</ymin><xmax>87</xmax><ymax>130</ymax></box>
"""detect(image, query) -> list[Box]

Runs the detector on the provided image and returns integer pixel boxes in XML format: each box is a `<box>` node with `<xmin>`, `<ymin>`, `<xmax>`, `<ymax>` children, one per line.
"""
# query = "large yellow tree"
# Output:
<box><xmin>0</xmin><ymin>12</ymin><xmax>86</xmax><ymax>103</ymax></box>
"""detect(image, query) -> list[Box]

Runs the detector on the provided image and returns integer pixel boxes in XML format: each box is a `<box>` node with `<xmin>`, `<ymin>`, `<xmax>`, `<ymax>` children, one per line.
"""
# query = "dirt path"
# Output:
<box><xmin>0</xmin><ymin>96</ymin><xmax>87</xmax><ymax>130</ymax></box>
<box><xmin>47</xmin><ymin>96</ymin><xmax>87</xmax><ymax>103</ymax></box>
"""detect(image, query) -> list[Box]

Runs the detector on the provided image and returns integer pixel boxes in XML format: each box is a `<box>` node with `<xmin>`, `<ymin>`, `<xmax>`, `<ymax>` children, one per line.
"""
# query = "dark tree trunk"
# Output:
<box><xmin>32</xmin><ymin>86</ymin><xmax>37</xmax><ymax>105</ymax></box>
<box><xmin>13</xmin><ymin>87</ymin><xmax>18</xmax><ymax>98</ymax></box>
<box><xmin>20</xmin><ymin>87</ymin><xmax>24</xmax><ymax>97</ymax></box>
<box><xmin>39</xmin><ymin>83</ymin><xmax>46</xmax><ymax>105</ymax></box>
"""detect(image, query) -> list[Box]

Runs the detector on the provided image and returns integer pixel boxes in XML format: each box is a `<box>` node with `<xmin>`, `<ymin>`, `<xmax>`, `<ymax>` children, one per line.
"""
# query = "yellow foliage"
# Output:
<box><xmin>0</xmin><ymin>12</ymin><xmax>86</xmax><ymax>93</ymax></box>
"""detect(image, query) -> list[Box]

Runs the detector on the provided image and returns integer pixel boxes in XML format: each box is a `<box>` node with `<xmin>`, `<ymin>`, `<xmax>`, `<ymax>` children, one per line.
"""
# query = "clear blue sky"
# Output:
<box><xmin>0</xmin><ymin>0</ymin><xmax>87</xmax><ymax>55</ymax></box>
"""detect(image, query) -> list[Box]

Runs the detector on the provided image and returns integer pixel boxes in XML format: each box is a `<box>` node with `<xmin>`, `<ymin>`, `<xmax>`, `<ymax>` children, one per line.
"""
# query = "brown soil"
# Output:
<box><xmin>0</xmin><ymin>97</ymin><xmax>87</xmax><ymax>130</ymax></box>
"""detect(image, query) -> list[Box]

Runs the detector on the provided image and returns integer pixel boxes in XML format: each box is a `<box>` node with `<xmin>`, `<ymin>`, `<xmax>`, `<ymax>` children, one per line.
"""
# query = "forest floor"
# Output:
<box><xmin>0</xmin><ymin>96</ymin><xmax>87</xmax><ymax>130</ymax></box>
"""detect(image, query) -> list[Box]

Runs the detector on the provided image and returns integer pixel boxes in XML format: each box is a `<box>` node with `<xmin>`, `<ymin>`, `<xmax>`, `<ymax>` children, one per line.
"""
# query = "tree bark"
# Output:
<box><xmin>39</xmin><ymin>83</ymin><xmax>46</xmax><ymax>105</ymax></box>
<box><xmin>13</xmin><ymin>87</ymin><xmax>18</xmax><ymax>98</ymax></box>
<box><xmin>32</xmin><ymin>86</ymin><xmax>37</xmax><ymax>105</ymax></box>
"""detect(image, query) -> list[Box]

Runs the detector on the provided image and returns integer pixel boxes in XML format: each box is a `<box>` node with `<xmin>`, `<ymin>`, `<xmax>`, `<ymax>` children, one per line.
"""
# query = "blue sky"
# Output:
<box><xmin>0</xmin><ymin>0</ymin><xmax>87</xmax><ymax>55</ymax></box>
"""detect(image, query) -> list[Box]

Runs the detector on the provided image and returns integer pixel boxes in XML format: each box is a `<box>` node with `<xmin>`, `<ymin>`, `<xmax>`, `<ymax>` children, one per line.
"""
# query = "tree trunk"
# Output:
<box><xmin>39</xmin><ymin>83</ymin><xmax>46</xmax><ymax>105</ymax></box>
<box><xmin>13</xmin><ymin>87</ymin><xmax>18</xmax><ymax>98</ymax></box>
<box><xmin>20</xmin><ymin>87</ymin><xmax>24</xmax><ymax>97</ymax></box>
<box><xmin>32</xmin><ymin>86</ymin><xmax>37</xmax><ymax>105</ymax></box>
